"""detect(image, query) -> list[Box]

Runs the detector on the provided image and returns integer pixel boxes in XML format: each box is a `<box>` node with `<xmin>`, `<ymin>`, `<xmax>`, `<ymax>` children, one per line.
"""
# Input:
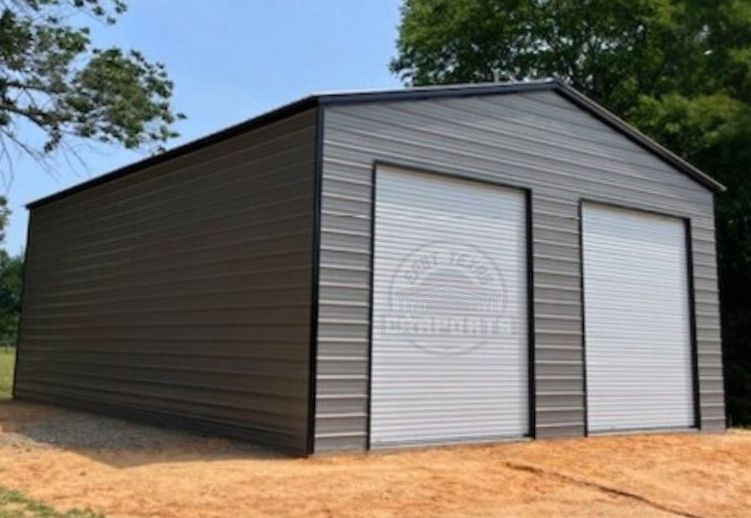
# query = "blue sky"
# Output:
<box><xmin>4</xmin><ymin>0</ymin><xmax>402</xmax><ymax>253</ymax></box>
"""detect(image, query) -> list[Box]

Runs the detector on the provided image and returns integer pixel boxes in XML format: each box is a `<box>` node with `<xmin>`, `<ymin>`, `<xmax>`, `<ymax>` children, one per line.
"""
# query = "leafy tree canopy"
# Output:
<box><xmin>392</xmin><ymin>0</ymin><xmax>751</xmax><ymax>182</ymax></box>
<box><xmin>0</xmin><ymin>250</ymin><xmax>21</xmax><ymax>345</ymax></box>
<box><xmin>0</xmin><ymin>0</ymin><xmax>184</xmax><ymax>177</ymax></box>
<box><xmin>392</xmin><ymin>0</ymin><xmax>751</xmax><ymax>424</ymax></box>
<box><xmin>0</xmin><ymin>197</ymin><xmax>20</xmax><ymax>345</ymax></box>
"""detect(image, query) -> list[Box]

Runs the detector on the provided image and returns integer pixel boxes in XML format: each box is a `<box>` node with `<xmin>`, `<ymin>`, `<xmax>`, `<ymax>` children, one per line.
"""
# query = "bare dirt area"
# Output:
<box><xmin>0</xmin><ymin>401</ymin><xmax>747</xmax><ymax>517</ymax></box>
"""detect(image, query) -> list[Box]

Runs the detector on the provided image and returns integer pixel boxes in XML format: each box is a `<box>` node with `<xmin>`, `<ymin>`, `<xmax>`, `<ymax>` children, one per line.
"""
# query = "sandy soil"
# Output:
<box><xmin>0</xmin><ymin>401</ymin><xmax>747</xmax><ymax>517</ymax></box>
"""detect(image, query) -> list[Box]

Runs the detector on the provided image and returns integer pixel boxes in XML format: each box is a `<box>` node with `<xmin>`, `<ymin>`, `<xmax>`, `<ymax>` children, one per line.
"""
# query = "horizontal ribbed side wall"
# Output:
<box><xmin>16</xmin><ymin>108</ymin><xmax>318</xmax><ymax>455</ymax></box>
<box><xmin>315</xmin><ymin>91</ymin><xmax>723</xmax><ymax>452</ymax></box>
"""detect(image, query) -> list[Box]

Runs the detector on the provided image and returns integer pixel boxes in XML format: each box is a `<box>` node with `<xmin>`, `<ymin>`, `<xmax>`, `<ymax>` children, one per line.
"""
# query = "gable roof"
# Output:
<box><xmin>27</xmin><ymin>78</ymin><xmax>725</xmax><ymax>209</ymax></box>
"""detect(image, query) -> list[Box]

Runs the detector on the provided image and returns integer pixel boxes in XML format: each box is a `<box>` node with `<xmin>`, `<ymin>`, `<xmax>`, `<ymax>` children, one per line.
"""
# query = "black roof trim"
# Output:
<box><xmin>550</xmin><ymin>80</ymin><xmax>725</xmax><ymax>193</ymax></box>
<box><xmin>27</xmin><ymin>95</ymin><xmax>320</xmax><ymax>209</ymax></box>
<box><xmin>317</xmin><ymin>79</ymin><xmax>557</xmax><ymax>106</ymax></box>
<box><xmin>27</xmin><ymin>78</ymin><xmax>724</xmax><ymax>209</ymax></box>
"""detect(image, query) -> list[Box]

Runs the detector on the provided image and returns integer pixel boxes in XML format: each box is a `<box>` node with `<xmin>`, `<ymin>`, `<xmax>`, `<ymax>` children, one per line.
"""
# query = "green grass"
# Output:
<box><xmin>0</xmin><ymin>487</ymin><xmax>103</xmax><ymax>518</ymax></box>
<box><xmin>0</xmin><ymin>351</ymin><xmax>103</xmax><ymax>517</ymax></box>
<box><xmin>0</xmin><ymin>349</ymin><xmax>13</xmax><ymax>399</ymax></box>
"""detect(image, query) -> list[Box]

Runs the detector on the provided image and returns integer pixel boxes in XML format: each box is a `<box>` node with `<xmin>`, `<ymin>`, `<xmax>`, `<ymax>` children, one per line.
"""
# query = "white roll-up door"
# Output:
<box><xmin>370</xmin><ymin>165</ymin><xmax>528</xmax><ymax>448</ymax></box>
<box><xmin>582</xmin><ymin>203</ymin><xmax>695</xmax><ymax>433</ymax></box>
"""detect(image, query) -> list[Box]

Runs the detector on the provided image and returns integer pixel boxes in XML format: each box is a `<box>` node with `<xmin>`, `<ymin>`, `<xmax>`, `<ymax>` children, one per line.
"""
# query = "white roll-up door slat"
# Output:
<box><xmin>370</xmin><ymin>165</ymin><xmax>528</xmax><ymax>447</ymax></box>
<box><xmin>582</xmin><ymin>203</ymin><xmax>695</xmax><ymax>433</ymax></box>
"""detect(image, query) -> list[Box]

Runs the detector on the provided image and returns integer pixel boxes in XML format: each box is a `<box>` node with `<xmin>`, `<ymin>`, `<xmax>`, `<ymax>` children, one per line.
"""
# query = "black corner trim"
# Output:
<box><xmin>306</xmin><ymin>103</ymin><xmax>324</xmax><ymax>455</ymax></box>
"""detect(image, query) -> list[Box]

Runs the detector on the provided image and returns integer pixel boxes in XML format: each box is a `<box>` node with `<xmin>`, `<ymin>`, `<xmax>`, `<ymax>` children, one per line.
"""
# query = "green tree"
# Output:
<box><xmin>392</xmin><ymin>0</ymin><xmax>751</xmax><ymax>425</ymax></box>
<box><xmin>0</xmin><ymin>252</ymin><xmax>22</xmax><ymax>345</ymax></box>
<box><xmin>0</xmin><ymin>0</ymin><xmax>183</xmax><ymax>177</ymax></box>
<box><xmin>0</xmin><ymin>197</ymin><xmax>21</xmax><ymax>345</ymax></box>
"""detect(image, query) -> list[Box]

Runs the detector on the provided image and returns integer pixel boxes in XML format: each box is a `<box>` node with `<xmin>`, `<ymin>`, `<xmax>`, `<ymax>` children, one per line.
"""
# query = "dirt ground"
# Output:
<box><xmin>0</xmin><ymin>401</ymin><xmax>747</xmax><ymax>517</ymax></box>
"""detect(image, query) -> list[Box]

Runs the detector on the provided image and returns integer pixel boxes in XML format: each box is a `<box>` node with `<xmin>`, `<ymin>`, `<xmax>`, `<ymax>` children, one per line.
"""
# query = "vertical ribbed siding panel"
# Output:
<box><xmin>693</xmin><ymin>212</ymin><xmax>726</xmax><ymax>430</ymax></box>
<box><xmin>532</xmin><ymin>193</ymin><xmax>585</xmax><ymax>438</ymax></box>
<box><xmin>16</xmin><ymin>108</ymin><xmax>318</xmax><ymax>454</ymax></box>
<box><xmin>315</xmin><ymin>91</ymin><xmax>723</xmax><ymax>452</ymax></box>
<box><xmin>315</xmin><ymin>160</ymin><xmax>372</xmax><ymax>451</ymax></box>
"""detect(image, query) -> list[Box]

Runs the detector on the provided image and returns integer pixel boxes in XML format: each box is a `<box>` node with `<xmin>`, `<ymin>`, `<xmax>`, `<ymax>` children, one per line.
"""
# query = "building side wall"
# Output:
<box><xmin>16</xmin><ymin>108</ymin><xmax>319</xmax><ymax>454</ymax></box>
<box><xmin>315</xmin><ymin>91</ymin><xmax>723</xmax><ymax>452</ymax></box>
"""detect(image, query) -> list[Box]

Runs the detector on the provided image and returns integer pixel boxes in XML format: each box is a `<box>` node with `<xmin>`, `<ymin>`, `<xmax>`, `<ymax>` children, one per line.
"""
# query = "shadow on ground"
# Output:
<box><xmin>0</xmin><ymin>399</ymin><xmax>284</xmax><ymax>467</ymax></box>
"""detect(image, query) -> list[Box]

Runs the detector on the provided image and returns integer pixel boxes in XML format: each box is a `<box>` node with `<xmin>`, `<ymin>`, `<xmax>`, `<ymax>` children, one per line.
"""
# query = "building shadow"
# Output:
<box><xmin>0</xmin><ymin>399</ymin><xmax>292</xmax><ymax>468</ymax></box>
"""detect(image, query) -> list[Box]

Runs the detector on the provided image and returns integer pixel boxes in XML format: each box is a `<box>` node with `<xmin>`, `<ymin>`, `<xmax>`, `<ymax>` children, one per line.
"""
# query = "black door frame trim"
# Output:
<box><xmin>577</xmin><ymin>201</ymin><xmax>589</xmax><ymax>436</ymax></box>
<box><xmin>684</xmin><ymin>220</ymin><xmax>703</xmax><ymax>428</ymax></box>
<box><xmin>578</xmin><ymin>198</ymin><xmax>702</xmax><ymax>433</ymax></box>
<box><xmin>365</xmin><ymin>163</ymin><xmax>377</xmax><ymax>451</ymax></box>
<box><xmin>526</xmin><ymin>189</ymin><xmax>537</xmax><ymax>438</ymax></box>
<box><xmin>366</xmin><ymin>160</ymin><xmax>536</xmax><ymax>448</ymax></box>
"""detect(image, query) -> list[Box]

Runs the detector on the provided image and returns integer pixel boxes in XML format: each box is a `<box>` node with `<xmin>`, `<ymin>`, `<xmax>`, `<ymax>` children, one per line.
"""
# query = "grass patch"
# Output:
<box><xmin>0</xmin><ymin>349</ymin><xmax>13</xmax><ymax>399</ymax></box>
<box><xmin>0</xmin><ymin>352</ymin><xmax>106</xmax><ymax>516</ymax></box>
<box><xmin>0</xmin><ymin>487</ymin><xmax>103</xmax><ymax>517</ymax></box>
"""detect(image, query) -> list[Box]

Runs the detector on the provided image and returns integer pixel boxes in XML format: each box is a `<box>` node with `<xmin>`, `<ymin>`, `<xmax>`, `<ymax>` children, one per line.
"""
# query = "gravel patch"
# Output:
<box><xmin>0</xmin><ymin>402</ymin><xmax>265</xmax><ymax>454</ymax></box>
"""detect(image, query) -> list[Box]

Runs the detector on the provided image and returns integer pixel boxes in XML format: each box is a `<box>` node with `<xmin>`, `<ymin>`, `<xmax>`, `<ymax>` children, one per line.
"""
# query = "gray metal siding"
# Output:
<box><xmin>15</xmin><ymin>108</ymin><xmax>318</xmax><ymax>454</ymax></box>
<box><xmin>315</xmin><ymin>91</ymin><xmax>723</xmax><ymax>452</ymax></box>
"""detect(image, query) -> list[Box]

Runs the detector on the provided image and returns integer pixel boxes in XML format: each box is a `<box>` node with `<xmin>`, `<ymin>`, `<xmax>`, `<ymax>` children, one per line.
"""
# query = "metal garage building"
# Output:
<box><xmin>14</xmin><ymin>79</ymin><xmax>726</xmax><ymax>455</ymax></box>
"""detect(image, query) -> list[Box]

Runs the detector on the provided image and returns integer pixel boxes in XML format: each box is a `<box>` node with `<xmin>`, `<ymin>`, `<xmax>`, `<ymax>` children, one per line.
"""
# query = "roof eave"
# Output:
<box><xmin>26</xmin><ymin>95</ymin><xmax>322</xmax><ymax>209</ymax></box>
<box><xmin>550</xmin><ymin>80</ymin><xmax>726</xmax><ymax>193</ymax></box>
<box><xmin>26</xmin><ymin>78</ymin><xmax>725</xmax><ymax>210</ymax></box>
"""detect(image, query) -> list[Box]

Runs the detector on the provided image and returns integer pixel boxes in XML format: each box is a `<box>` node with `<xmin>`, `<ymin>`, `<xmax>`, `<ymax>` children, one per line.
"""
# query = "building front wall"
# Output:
<box><xmin>314</xmin><ymin>91</ymin><xmax>723</xmax><ymax>453</ymax></box>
